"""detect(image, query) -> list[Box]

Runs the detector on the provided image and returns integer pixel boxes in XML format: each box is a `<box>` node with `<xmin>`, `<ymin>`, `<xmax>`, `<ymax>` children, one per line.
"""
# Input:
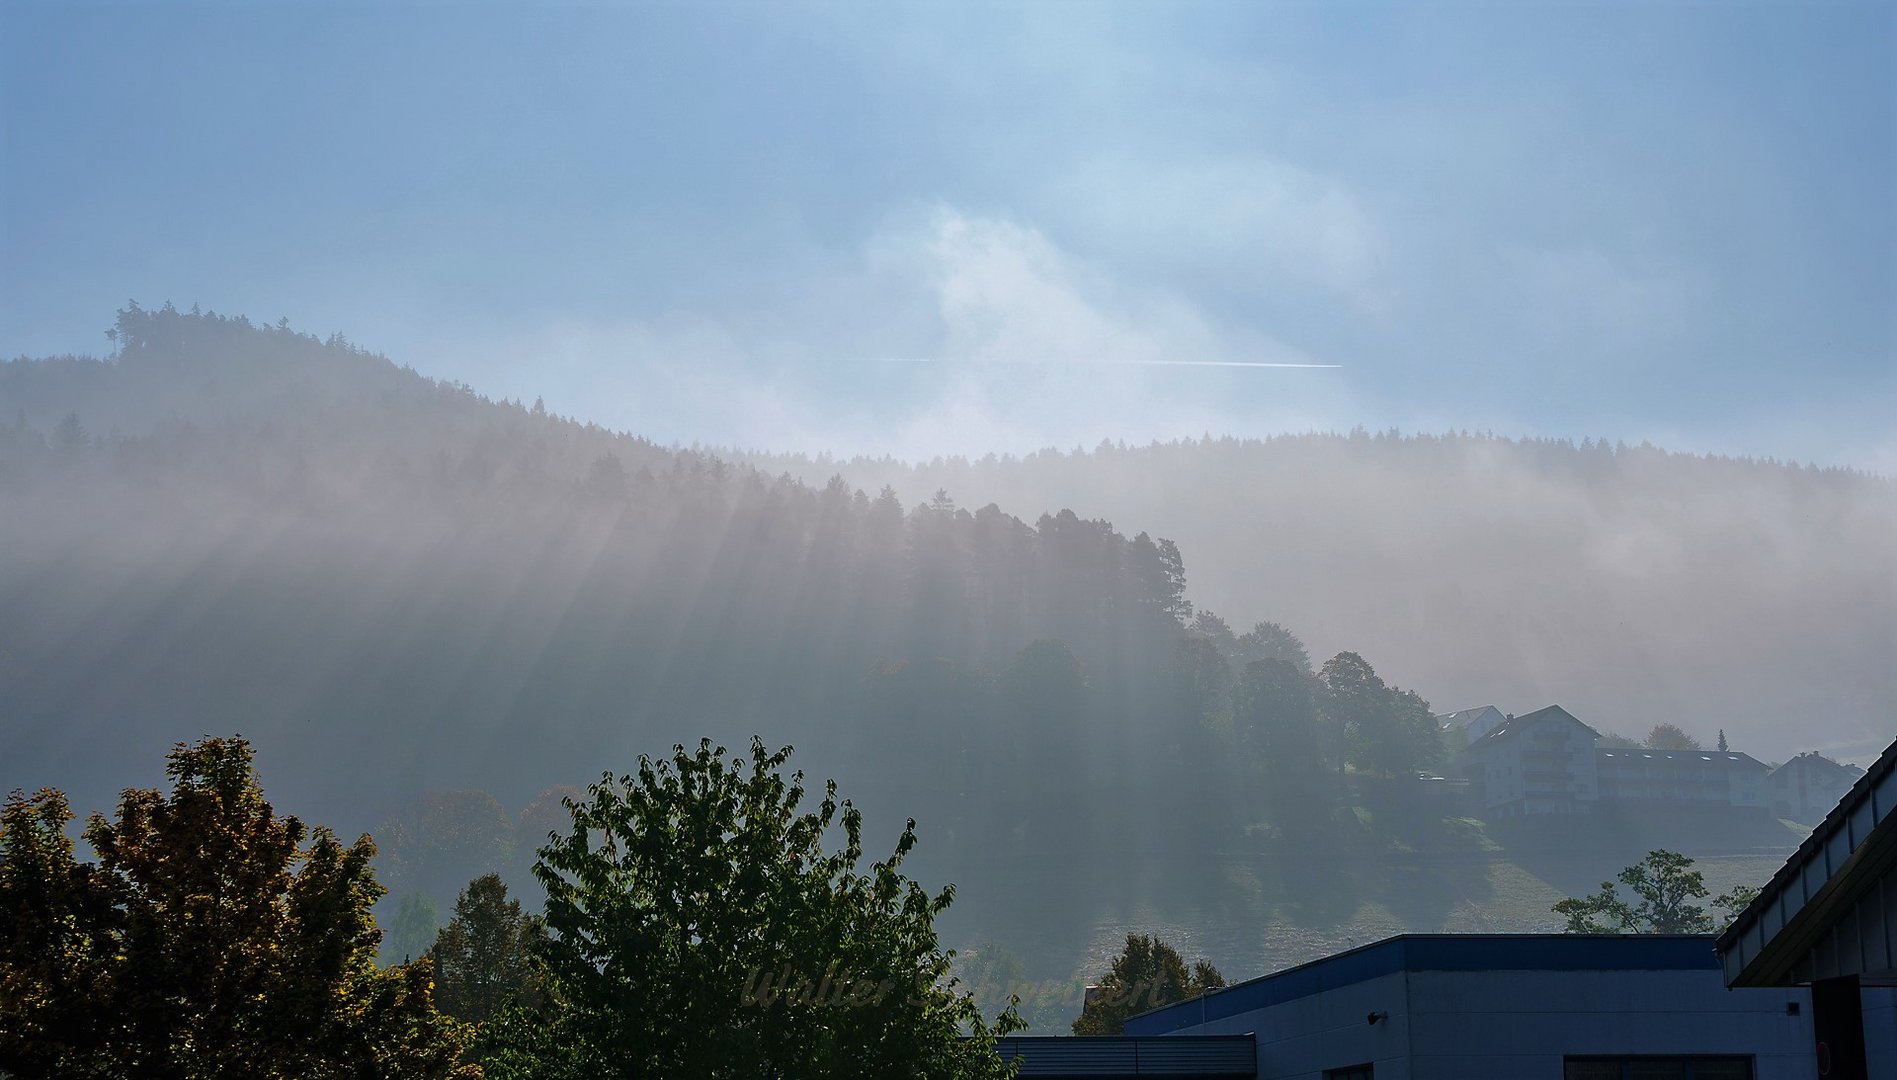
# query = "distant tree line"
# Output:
<box><xmin>1</xmin><ymin>307</ymin><xmax>1442</xmax><ymax>871</ymax></box>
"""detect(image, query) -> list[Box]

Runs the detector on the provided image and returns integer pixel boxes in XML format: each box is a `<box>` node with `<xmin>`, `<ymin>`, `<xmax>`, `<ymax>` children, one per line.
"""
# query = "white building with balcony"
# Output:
<box><xmin>1459</xmin><ymin>705</ymin><xmax>1601</xmax><ymax>816</ymax></box>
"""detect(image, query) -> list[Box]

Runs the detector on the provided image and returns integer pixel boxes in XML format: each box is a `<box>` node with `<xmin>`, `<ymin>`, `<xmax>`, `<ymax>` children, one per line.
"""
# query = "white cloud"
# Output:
<box><xmin>424</xmin><ymin>207</ymin><xmax>1355</xmax><ymax>460</ymax></box>
<box><xmin>859</xmin><ymin>208</ymin><xmax>1353</xmax><ymax>457</ymax></box>
<box><xmin>1052</xmin><ymin>155</ymin><xmax>1388</xmax><ymax>312</ymax></box>
<box><xmin>920</xmin><ymin>208</ymin><xmax>1288</xmax><ymax>367</ymax></box>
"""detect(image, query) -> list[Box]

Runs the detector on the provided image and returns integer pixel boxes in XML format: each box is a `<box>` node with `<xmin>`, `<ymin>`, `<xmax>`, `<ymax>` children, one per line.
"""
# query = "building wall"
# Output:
<box><xmin>1464</xmin><ymin>707</ymin><xmax>1507</xmax><ymax>743</ymax></box>
<box><xmin>1595</xmin><ymin>750</ymin><xmax>1767</xmax><ymax>808</ymax></box>
<box><xmin>1473</xmin><ymin>739</ymin><xmax>1524</xmax><ymax>812</ymax></box>
<box><xmin>1770</xmin><ymin>756</ymin><xmax>1863</xmax><ymax>823</ymax></box>
<box><xmin>1407</xmin><ymin>969</ymin><xmax>1814</xmax><ymax>1080</ymax></box>
<box><xmin>1730</xmin><ymin>765</ymin><xmax>1767</xmax><ymax>809</ymax></box>
<box><xmin>1153</xmin><ymin>968</ymin><xmax>1816</xmax><ymax>1080</ymax></box>
<box><xmin>1468</xmin><ymin>719</ymin><xmax>1598</xmax><ymax>816</ymax></box>
<box><xmin>1147</xmin><ymin>971</ymin><xmax>1414</xmax><ymax>1080</ymax></box>
<box><xmin>1865</xmin><ymin>987</ymin><xmax>1897</xmax><ymax>1080</ymax></box>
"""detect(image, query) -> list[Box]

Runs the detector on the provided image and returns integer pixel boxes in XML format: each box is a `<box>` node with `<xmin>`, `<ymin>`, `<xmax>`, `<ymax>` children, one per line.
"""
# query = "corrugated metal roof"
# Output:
<box><xmin>1715</xmin><ymin>733</ymin><xmax>1897</xmax><ymax>985</ymax></box>
<box><xmin>993</xmin><ymin>1035</ymin><xmax>1255</xmax><ymax>1077</ymax></box>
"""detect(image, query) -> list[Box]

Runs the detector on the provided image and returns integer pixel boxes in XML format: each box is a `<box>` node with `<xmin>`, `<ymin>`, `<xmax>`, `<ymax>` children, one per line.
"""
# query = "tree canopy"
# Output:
<box><xmin>0</xmin><ymin>736</ymin><xmax>473</xmax><ymax>1079</ymax></box>
<box><xmin>1553</xmin><ymin>849</ymin><xmax>1759</xmax><ymax>934</ymax></box>
<box><xmin>1644</xmin><ymin>723</ymin><xmax>1703</xmax><ymax>751</ymax></box>
<box><xmin>479</xmin><ymin>737</ymin><xmax>1021</xmax><ymax>1078</ymax></box>
<box><xmin>1071</xmin><ymin>934</ymin><xmax>1224</xmax><ymax>1036</ymax></box>
<box><xmin>429</xmin><ymin>873</ymin><xmax>543</xmax><ymax>1024</ymax></box>
<box><xmin>1320</xmin><ymin>652</ymin><xmax>1444</xmax><ymax>779</ymax></box>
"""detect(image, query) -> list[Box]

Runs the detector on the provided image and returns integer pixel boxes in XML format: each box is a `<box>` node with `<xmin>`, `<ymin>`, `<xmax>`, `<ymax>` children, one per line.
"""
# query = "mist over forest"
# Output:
<box><xmin>4</xmin><ymin>0</ymin><xmax>1894</xmax><ymax>1066</ymax></box>
<box><xmin>3</xmin><ymin>307</ymin><xmax>1892</xmax><ymax>1020</ymax></box>
<box><xmin>747</xmin><ymin>430</ymin><xmax>1895</xmax><ymax>765</ymax></box>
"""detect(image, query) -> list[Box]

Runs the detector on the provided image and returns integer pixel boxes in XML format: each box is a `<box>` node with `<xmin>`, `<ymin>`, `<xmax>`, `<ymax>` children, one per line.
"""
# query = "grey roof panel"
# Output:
<box><xmin>1715</xmin><ymin>733</ymin><xmax>1897</xmax><ymax>986</ymax></box>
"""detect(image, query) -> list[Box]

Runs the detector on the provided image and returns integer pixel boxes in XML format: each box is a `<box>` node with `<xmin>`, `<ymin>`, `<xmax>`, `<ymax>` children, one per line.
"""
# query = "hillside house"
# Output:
<box><xmin>1768</xmin><ymin>751</ymin><xmax>1866</xmax><ymax>824</ymax></box>
<box><xmin>1595</xmin><ymin>748</ymin><xmax>1769</xmax><ymax>809</ymax></box>
<box><xmin>1436</xmin><ymin>705</ymin><xmax>1508</xmax><ymax>752</ymax></box>
<box><xmin>1460</xmin><ymin>705</ymin><xmax>1601</xmax><ymax>817</ymax></box>
<box><xmin>1457</xmin><ymin>704</ymin><xmax>1775</xmax><ymax>820</ymax></box>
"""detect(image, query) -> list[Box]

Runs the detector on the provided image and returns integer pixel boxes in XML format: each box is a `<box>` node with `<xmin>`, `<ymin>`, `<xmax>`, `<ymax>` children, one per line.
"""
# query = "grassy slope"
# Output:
<box><xmin>957</xmin><ymin>802</ymin><xmax>1799</xmax><ymax>1032</ymax></box>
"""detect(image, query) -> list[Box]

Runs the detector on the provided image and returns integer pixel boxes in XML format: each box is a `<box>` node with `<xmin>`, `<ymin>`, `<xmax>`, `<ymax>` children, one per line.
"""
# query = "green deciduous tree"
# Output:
<box><xmin>1644</xmin><ymin>723</ymin><xmax>1702</xmax><ymax>751</ymax></box>
<box><xmin>1319</xmin><ymin>652</ymin><xmax>1443</xmax><ymax>779</ymax></box>
<box><xmin>375</xmin><ymin>788</ymin><xmax>517</xmax><ymax>906</ymax></box>
<box><xmin>1235</xmin><ymin>657</ymin><xmax>1330</xmax><ymax>822</ymax></box>
<box><xmin>481</xmin><ymin>737</ymin><xmax>1020</xmax><ymax>1079</ymax></box>
<box><xmin>1187</xmin><ymin>610</ymin><xmax>1240</xmax><ymax>659</ymax></box>
<box><xmin>1233</xmin><ymin>620</ymin><xmax>1311</xmax><ymax>674</ymax></box>
<box><xmin>1071</xmin><ymin>934</ymin><xmax>1224</xmax><ymax>1036</ymax></box>
<box><xmin>1163</xmin><ymin>635</ymin><xmax>1238</xmax><ymax>833</ymax></box>
<box><xmin>1553</xmin><ymin>849</ymin><xmax>1759</xmax><ymax>934</ymax></box>
<box><xmin>1320</xmin><ymin>651</ymin><xmax>1385</xmax><ymax>776</ymax></box>
<box><xmin>429</xmin><ymin>873</ymin><xmax>542</xmax><ymax>1023</ymax></box>
<box><xmin>0</xmin><ymin>736</ymin><xmax>474</xmax><ymax>1079</ymax></box>
<box><xmin>0</xmin><ymin>787</ymin><xmax>117</xmax><ymax>1076</ymax></box>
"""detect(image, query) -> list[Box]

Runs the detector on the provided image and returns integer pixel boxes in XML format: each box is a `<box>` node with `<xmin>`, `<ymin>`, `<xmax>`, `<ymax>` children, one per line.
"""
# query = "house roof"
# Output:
<box><xmin>1463</xmin><ymin>704</ymin><xmax>1599</xmax><ymax>749</ymax></box>
<box><xmin>1597</xmin><ymin>749</ymin><xmax>1767</xmax><ymax>772</ymax></box>
<box><xmin>1715</xmin><ymin>734</ymin><xmax>1897</xmax><ymax>986</ymax></box>
<box><xmin>1768</xmin><ymin>751</ymin><xmax>1866</xmax><ymax>779</ymax></box>
<box><xmin>1125</xmin><ymin>934</ymin><xmax>1719</xmax><ymax>1036</ymax></box>
<box><xmin>1437</xmin><ymin>704</ymin><xmax>1503</xmax><ymax>731</ymax></box>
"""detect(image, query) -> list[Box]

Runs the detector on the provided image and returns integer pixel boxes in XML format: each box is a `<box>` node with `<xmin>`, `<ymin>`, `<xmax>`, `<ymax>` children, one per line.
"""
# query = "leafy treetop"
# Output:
<box><xmin>1071</xmin><ymin>934</ymin><xmax>1224</xmax><ymax>1037</ymax></box>
<box><xmin>1553</xmin><ymin>849</ymin><xmax>1759</xmax><ymax>934</ymax></box>
<box><xmin>0</xmin><ymin>736</ymin><xmax>474</xmax><ymax>1079</ymax></box>
<box><xmin>478</xmin><ymin>736</ymin><xmax>1021</xmax><ymax>1079</ymax></box>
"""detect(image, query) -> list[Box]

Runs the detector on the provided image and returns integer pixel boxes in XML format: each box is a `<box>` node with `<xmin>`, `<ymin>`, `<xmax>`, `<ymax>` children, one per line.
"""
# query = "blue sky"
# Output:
<box><xmin>3</xmin><ymin>1</ymin><xmax>1892</xmax><ymax>466</ymax></box>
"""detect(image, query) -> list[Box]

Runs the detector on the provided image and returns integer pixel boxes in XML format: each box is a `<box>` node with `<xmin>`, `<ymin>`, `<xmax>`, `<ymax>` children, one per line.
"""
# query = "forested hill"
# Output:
<box><xmin>743</xmin><ymin>430</ymin><xmax>1897</xmax><ymax>765</ymax></box>
<box><xmin>0</xmin><ymin>306</ymin><xmax>1219</xmax><ymax>837</ymax></box>
<box><xmin>11</xmin><ymin>306</ymin><xmax>1885</xmax><ymax>1001</ymax></box>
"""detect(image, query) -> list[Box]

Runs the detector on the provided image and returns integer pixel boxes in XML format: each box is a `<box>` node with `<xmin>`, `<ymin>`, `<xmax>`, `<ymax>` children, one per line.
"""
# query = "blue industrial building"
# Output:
<box><xmin>995</xmin><ymin>1034</ymin><xmax>1257</xmax><ymax>1077</ymax></box>
<box><xmin>1116</xmin><ymin>934</ymin><xmax>1815</xmax><ymax>1079</ymax></box>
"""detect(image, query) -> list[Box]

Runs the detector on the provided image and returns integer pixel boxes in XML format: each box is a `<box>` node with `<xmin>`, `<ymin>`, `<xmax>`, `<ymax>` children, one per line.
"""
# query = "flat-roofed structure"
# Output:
<box><xmin>1127</xmin><ymin>934</ymin><xmax>1817</xmax><ymax>1079</ymax></box>
<box><xmin>1595</xmin><ymin>748</ymin><xmax>1769</xmax><ymax>809</ymax></box>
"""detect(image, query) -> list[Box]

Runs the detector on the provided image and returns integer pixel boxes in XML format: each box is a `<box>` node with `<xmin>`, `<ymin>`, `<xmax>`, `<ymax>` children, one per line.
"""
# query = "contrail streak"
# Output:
<box><xmin>871</xmin><ymin>358</ymin><xmax>1342</xmax><ymax>368</ymax></box>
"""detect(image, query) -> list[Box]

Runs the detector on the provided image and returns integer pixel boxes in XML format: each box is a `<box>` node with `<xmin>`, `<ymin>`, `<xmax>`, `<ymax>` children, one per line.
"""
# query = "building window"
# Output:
<box><xmin>1324</xmin><ymin>1066</ymin><xmax>1373</xmax><ymax>1080</ymax></box>
<box><xmin>1564</xmin><ymin>1058</ymin><xmax>1751</xmax><ymax>1080</ymax></box>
